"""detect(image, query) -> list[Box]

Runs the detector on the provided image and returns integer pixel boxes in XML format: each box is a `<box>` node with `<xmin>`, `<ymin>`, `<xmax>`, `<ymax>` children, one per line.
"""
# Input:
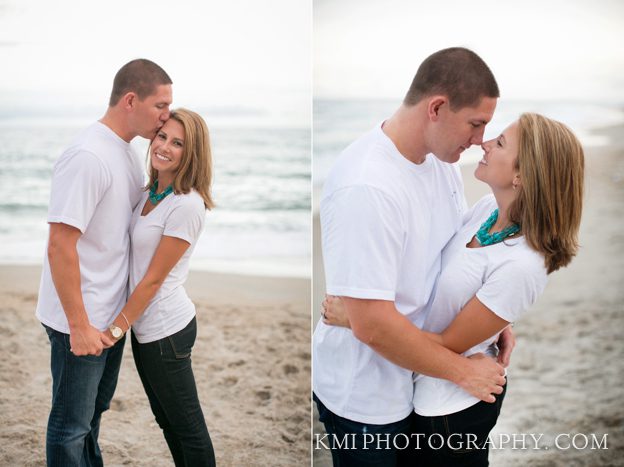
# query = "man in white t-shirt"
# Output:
<box><xmin>313</xmin><ymin>48</ymin><xmax>511</xmax><ymax>466</ymax></box>
<box><xmin>35</xmin><ymin>59</ymin><xmax>173</xmax><ymax>467</ymax></box>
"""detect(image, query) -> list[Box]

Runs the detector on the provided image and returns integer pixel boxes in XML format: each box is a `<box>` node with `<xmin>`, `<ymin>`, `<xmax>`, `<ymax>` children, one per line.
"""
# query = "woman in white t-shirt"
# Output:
<box><xmin>104</xmin><ymin>108</ymin><xmax>216</xmax><ymax>467</ymax></box>
<box><xmin>322</xmin><ymin>113</ymin><xmax>584</xmax><ymax>466</ymax></box>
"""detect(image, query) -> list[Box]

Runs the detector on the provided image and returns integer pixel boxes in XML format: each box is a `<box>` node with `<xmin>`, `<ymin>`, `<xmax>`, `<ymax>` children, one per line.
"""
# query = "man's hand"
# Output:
<box><xmin>496</xmin><ymin>325</ymin><xmax>516</xmax><ymax>367</ymax></box>
<box><xmin>101</xmin><ymin>329</ymin><xmax>118</xmax><ymax>349</ymax></box>
<box><xmin>69</xmin><ymin>324</ymin><xmax>114</xmax><ymax>356</ymax></box>
<box><xmin>457</xmin><ymin>353</ymin><xmax>506</xmax><ymax>403</ymax></box>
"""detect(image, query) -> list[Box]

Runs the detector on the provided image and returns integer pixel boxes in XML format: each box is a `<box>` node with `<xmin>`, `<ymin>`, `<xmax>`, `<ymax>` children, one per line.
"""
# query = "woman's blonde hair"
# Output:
<box><xmin>147</xmin><ymin>108</ymin><xmax>214</xmax><ymax>209</ymax></box>
<box><xmin>509</xmin><ymin>113</ymin><xmax>584</xmax><ymax>273</ymax></box>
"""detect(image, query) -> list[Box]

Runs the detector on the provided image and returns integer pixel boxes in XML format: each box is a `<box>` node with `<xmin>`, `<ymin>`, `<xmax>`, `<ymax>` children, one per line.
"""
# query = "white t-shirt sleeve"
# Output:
<box><xmin>163</xmin><ymin>197</ymin><xmax>206</xmax><ymax>245</ymax></box>
<box><xmin>476</xmin><ymin>253</ymin><xmax>548</xmax><ymax>323</ymax></box>
<box><xmin>48</xmin><ymin>150</ymin><xmax>111</xmax><ymax>233</ymax></box>
<box><xmin>321</xmin><ymin>185</ymin><xmax>404</xmax><ymax>300</ymax></box>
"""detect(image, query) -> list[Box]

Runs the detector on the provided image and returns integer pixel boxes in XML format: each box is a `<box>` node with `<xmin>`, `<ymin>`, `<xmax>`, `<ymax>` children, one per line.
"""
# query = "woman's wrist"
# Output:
<box><xmin>119</xmin><ymin>311</ymin><xmax>131</xmax><ymax>332</ymax></box>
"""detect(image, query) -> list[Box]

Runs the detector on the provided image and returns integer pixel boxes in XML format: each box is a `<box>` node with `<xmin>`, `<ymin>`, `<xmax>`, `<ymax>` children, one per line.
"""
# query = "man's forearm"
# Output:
<box><xmin>371</xmin><ymin>314</ymin><xmax>469</xmax><ymax>384</ymax></box>
<box><xmin>348</xmin><ymin>301</ymin><xmax>469</xmax><ymax>385</ymax></box>
<box><xmin>48</xmin><ymin>239</ymin><xmax>89</xmax><ymax>330</ymax></box>
<box><xmin>344</xmin><ymin>298</ymin><xmax>504</xmax><ymax>402</ymax></box>
<box><xmin>422</xmin><ymin>330</ymin><xmax>443</xmax><ymax>346</ymax></box>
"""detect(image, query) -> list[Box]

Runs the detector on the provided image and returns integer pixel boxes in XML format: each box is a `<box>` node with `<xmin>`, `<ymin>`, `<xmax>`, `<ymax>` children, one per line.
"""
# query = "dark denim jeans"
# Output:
<box><xmin>131</xmin><ymin>317</ymin><xmax>216</xmax><ymax>467</ymax></box>
<box><xmin>43</xmin><ymin>324</ymin><xmax>125</xmax><ymax>467</ymax></box>
<box><xmin>404</xmin><ymin>383</ymin><xmax>507</xmax><ymax>467</ymax></box>
<box><xmin>314</xmin><ymin>393</ymin><xmax>413</xmax><ymax>467</ymax></box>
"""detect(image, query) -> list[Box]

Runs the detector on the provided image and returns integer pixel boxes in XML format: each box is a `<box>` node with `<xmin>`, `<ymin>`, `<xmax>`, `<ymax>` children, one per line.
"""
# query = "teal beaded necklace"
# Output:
<box><xmin>148</xmin><ymin>180</ymin><xmax>174</xmax><ymax>205</ymax></box>
<box><xmin>475</xmin><ymin>209</ymin><xmax>521</xmax><ymax>246</ymax></box>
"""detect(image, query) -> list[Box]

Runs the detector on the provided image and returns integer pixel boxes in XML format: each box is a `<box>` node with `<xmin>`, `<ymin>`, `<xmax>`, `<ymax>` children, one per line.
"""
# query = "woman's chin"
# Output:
<box><xmin>473</xmin><ymin>166</ymin><xmax>484</xmax><ymax>180</ymax></box>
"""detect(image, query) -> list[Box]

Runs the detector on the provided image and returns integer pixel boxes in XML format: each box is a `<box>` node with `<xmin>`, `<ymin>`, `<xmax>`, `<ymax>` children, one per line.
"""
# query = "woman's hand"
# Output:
<box><xmin>321</xmin><ymin>295</ymin><xmax>352</xmax><ymax>328</ymax></box>
<box><xmin>496</xmin><ymin>325</ymin><xmax>515</xmax><ymax>367</ymax></box>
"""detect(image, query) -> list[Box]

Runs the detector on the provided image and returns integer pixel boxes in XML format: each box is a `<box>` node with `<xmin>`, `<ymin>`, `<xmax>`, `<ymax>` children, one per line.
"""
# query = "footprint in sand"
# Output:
<box><xmin>223</xmin><ymin>376</ymin><xmax>238</xmax><ymax>387</ymax></box>
<box><xmin>227</xmin><ymin>359</ymin><xmax>246</xmax><ymax>367</ymax></box>
<box><xmin>255</xmin><ymin>390</ymin><xmax>271</xmax><ymax>402</ymax></box>
<box><xmin>283</xmin><ymin>364</ymin><xmax>299</xmax><ymax>375</ymax></box>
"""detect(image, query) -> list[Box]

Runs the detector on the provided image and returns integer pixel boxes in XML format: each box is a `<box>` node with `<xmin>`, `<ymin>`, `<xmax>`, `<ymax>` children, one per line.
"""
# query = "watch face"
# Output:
<box><xmin>111</xmin><ymin>326</ymin><xmax>122</xmax><ymax>338</ymax></box>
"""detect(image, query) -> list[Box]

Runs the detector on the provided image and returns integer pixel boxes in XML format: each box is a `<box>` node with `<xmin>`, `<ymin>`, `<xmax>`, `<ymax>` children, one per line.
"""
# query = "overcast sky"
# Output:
<box><xmin>314</xmin><ymin>0</ymin><xmax>624</xmax><ymax>102</ymax></box>
<box><xmin>1</xmin><ymin>0</ymin><xmax>622</xmax><ymax>124</ymax></box>
<box><xmin>0</xmin><ymin>0</ymin><xmax>311</xmax><ymax>125</ymax></box>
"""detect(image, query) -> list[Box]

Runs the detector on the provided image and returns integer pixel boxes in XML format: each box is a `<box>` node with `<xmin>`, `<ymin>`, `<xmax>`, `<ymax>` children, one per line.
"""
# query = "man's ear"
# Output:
<box><xmin>121</xmin><ymin>92</ymin><xmax>137</xmax><ymax>110</ymax></box>
<box><xmin>427</xmin><ymin>96</ymin><xmax>446</xmax><ymax>122</ymax></box>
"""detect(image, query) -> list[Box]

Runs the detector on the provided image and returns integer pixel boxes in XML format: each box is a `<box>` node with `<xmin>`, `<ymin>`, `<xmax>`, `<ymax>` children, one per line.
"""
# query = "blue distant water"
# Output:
<box><xmin>313</xmin><ymin>99</ymin><xmax>624</xmax><ymax>203</ymax></box>
<box><xmin>0</xmin><ymin>113</ymin><xmax>311</xmax><ymax>277</ymax></box>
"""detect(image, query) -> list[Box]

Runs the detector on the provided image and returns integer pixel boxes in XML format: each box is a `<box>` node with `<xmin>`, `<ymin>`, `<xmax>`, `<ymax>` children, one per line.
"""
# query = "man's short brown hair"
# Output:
<box><xmin>109</xmin><ymin>59</ymin><xmax>172</xmax><ymax>106</ymax></box>
<box><xmin>404</xmin><ymin>47</ymin><xmax>499</xmax><ymax>110</ymax></box>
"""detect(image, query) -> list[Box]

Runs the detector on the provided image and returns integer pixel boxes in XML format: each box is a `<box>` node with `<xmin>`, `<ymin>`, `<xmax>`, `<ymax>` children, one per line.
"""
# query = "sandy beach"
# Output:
<box><xmin>0</xmin><ymin>268</ymin><xmax>311</xmax><ymax>466</ymax></box>
<box><xmin>312</xmin><ymin>124</ymin><xmax>624</xmax><ymax>466</ymax></box>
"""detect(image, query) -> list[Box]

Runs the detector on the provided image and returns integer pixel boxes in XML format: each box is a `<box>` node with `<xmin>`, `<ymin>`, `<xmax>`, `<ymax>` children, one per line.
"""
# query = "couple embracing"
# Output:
<box><xmin>313</xmin><ymin>47</ymin><xmax>584</xmax><ymax>466</ymax></box>
<box><xmin>36</xmin><ymin>59</ymin><xmax>216</xmax><ymax>466</ymax></box>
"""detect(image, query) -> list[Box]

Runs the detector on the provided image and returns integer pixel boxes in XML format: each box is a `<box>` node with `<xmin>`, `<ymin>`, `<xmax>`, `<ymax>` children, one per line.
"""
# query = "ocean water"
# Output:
<box><xmin>0</xmin><ymin>113</ymin><xmax>311</xmax><ymax>277</ymax></box>
<box><xmin>313</xmin><ymin>99</ymin><xmax>624</xmax><ymax>208</ymax></box>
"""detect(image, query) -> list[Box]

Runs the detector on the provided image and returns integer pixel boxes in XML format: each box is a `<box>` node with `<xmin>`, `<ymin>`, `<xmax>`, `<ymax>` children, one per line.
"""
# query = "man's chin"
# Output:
<box><xmin>141</xmin><ymin>130</ymin><xmax>159</xmax><ymax>140</ymax></box>
<box><xmin>449</xmin><ymin>153</ymin><xmax>461</xmax><ymax>163</ymax></box>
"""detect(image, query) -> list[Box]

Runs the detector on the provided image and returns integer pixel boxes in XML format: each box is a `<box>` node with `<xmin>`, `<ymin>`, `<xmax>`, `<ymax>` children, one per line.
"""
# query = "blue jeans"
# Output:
<box><xmin>43</xmin><ymin>324</ymin><xmax>125</xmax><ymax>467</ymax></box>
<box><xmin>314</xmin><ymin>393</ymin><xmax>414</xmax><ymax>467</ymax></box>
<box><xmin>131</xmin><ymin>317</ymin><xmax>216</xmax><ymax>467</ymax></box>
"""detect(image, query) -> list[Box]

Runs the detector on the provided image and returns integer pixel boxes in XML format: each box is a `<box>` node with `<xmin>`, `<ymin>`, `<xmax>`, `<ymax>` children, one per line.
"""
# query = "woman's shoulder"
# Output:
<box><xmin>510</xmin><ymin>238</ymin><xmax>547</xmax><ymax>270</ymax></box>
<box><xmin>473</xmin><ymin>193</ymin><xmax>497</xmax><ymax>212</ymax></box>
<box><xmin>170</xmin><ymin>189</ymin><xmax>206</xmax><ymax>212</ymax></box>
<box><xmin>463</xmin><ymin>193</ymin><xmax>496</xmax><ymax>224</ymax></box>
<box><xmin>485</xmin><ymin>237</ymin><xmax>548</xmax><ymax>286</ymax></box>
<box><xmin>172</xmin><ymin>189</ymin><xmax>204</xmax><ymax>204</ymax></box>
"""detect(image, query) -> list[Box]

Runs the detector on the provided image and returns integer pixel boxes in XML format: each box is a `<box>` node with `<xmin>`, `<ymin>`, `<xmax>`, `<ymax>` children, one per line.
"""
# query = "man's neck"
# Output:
<box><xmin>382</xmin><ymin>104</ymin><xmax>429</xmax><ymax>164</ymax></box>
<box><xmin>100</xmin><ymin>108</ymin><xmax>135</xmax><ymax>143</ymax></box>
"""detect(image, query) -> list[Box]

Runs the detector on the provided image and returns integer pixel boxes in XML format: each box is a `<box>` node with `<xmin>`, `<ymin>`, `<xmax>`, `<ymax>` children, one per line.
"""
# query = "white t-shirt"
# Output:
<box><xmin>413</xmin><ymin>194</ymin><xmax>549</xmax><ymax>416</ymax></box>
<box><xmin>313</xmin><ymin>124</ymin><xmax>467</xmax><ymax>424</ymax></box>
<box><xmin>129</xmin><ymin>190</ymin><xmax>206</xmax><ymax>344</ymax></box>
<box><xmin>36</xmin><ymin>122</ymin><xmax>144</xmax><ymax>333</ymax></box>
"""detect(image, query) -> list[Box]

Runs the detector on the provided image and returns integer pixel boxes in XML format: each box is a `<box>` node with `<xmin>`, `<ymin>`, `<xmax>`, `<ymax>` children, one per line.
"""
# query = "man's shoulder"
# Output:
<box><xmin>325</xmin><ymin>137</ymin><xmax>404</xmax><ymax>197</ymax></box>
<box><xmin>66</xmin><ymin>122</ymin><xmax>125</xmax><ymax>156</ymax></box>
<box><xmin>55</xmin><ymin>145</ymin><xmax>106</xmax><ymax>172</ymax></box>
<box><xmin>58</xmin><ymin>123</ymin><xmax>133</xmax><ymax>175</ymax></box>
